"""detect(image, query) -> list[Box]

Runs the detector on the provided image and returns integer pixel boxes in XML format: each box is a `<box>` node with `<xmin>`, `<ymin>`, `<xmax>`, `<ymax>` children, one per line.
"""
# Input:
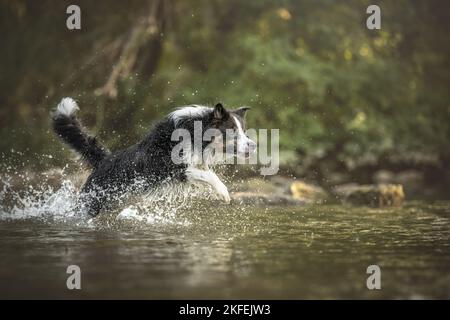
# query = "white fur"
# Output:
<box><xmin>231</xmin><ymin>114</ymin><xmax>254</xmax><ymax>155</ymax></box>
<box><xmin>185</xmin><ymin>167</ymin><xmax>230</xmax><ymax>203</ymax></box>
<box><xmin>169</xmin><ymin>105</ymin><xmax>211</xmax><ymax>127</ymax></box>
<box><xmin>56</xmin><ymin>97</ymin><xmax>79</xmax><ymax>116</ymax></box>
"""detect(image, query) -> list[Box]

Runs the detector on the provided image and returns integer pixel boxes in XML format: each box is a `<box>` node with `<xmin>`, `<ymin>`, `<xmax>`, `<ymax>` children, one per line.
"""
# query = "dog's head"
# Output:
<box><xmin>209</xmin><ymin>103</ymin><xmax>257</xmax><ymax>159</ymax></box>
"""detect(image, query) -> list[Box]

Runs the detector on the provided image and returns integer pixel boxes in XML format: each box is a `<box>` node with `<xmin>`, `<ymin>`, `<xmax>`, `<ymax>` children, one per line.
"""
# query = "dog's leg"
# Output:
<box><xmin>185</xmin><ymin>167</ymin><xmax>231</xmax><ymax>203</ymax></box>
<box><xmin>78</xmin><ymin>191</ymin><xmax>104</xmax><ymax>217</ymax></box>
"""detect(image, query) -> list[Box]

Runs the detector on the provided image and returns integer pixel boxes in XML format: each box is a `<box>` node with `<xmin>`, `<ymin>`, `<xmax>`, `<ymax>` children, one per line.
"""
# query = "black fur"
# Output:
<box><xmin>52</xmin><ymin>102</ymin><xmax>246</xmax><ymax>217</ymax></box>
<box><xmin>78</xmin><ymin>118</ymin><xmax>189</xmax><ymax>216</ymax></box>
<box><xmin>52</xmin><ymin>112</ymin><xmax>110</xmax><ymax>168</ymax></box>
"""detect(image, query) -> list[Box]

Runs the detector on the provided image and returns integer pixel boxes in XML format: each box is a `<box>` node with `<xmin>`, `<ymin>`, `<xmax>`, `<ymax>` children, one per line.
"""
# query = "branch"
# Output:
<box><xmin>95</xmin><ymin>0</ymin><xmax>163</xmax><ymax>98</ymax></box>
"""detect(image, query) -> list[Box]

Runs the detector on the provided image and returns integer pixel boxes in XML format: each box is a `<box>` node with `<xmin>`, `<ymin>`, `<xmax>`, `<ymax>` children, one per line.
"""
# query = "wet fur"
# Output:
<box><xmin>52</xmin><ymin>99</ymin><xmax>249</xmax><ymax>216</ymax></box>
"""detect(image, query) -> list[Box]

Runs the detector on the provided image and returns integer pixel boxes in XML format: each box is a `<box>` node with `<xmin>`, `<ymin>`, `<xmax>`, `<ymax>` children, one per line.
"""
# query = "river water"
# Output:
<box><xmin>0</xmin><ymin>177</ymin><xmax>449</xmax><ymax>299</ymax></box>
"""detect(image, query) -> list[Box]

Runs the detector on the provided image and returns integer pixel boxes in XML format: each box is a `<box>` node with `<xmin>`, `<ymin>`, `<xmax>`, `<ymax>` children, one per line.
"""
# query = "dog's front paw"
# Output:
<box><xmin>216</xmin><ymin>183</ymin><xmax>231</xmax><ymax>204</ymax></box>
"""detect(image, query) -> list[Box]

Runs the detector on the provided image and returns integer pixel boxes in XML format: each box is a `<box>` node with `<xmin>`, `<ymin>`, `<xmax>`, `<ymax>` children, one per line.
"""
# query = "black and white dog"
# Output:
<box><xmin>52</xmin><ymin>98</ymin><xmax>256</xmax><ymax>216</ymax></box>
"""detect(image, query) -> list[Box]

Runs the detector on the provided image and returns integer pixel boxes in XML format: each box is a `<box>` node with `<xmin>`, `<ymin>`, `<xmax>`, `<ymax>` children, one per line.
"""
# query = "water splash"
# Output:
<box><xmin>114</xmin><ymin>182</ymin><xmax>212</xmax><ymax>227</ymax></box>
<box><xmin>0</xmin><ymin>167</ymin><xmax>214</xmax><ymax>228</ymax></box>
<box><xmin>0</xmin><ymin>178</ymin><xmax>79</xmax><ymax>221</ymax></box>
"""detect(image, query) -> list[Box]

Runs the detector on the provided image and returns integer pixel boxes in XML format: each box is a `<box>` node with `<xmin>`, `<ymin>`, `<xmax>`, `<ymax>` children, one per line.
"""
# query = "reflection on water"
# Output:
<box><xmin>0</xmin><ymin>199</ymin><xmax>449</xmax><ymax>299</ymax></box>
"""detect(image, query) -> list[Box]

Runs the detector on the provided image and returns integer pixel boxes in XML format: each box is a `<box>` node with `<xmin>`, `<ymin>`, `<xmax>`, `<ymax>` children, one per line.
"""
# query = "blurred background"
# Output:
<box><xmin>1</xmin><ymin>0</ymin><xmax>449</xmax><ymax>197</ymax></box>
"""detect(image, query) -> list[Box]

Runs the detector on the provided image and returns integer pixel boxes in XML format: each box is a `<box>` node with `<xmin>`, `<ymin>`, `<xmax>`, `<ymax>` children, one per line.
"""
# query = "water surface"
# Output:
<box><xmin>1</xmin><ymin>198</ymin><xmax>449</xmax><ymax>299</ymax></box>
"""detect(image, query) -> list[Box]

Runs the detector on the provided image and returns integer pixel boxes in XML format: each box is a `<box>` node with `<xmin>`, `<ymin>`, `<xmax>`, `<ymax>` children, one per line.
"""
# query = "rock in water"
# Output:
<box><xmin>345</xmin><ymin>184</ymin><xmax>405</xmax><ymax>207</ymax></box>
<box><xmin>290</xmin><ymin>181</ymin><xmax>328</xmax><ymax>203</ymax></box>
<box><xmin>231</xmin><ymin>192</ymin><xmax>306</xmax><ymax>206</ymax></box>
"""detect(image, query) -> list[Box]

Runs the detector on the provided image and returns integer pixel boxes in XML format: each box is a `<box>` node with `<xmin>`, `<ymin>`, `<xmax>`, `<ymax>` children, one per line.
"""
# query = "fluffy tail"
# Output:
<box><xmin>52</xmin><ymin>98</ymin><xmax>109</xmax><ymax>168</ymax></box>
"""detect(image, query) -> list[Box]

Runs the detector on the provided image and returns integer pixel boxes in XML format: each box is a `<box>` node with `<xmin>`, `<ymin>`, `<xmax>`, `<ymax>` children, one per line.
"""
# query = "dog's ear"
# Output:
<box><xmin>234</xmin><ymin>106</ymin><xmax>250</xmax><ymax>118</ymax></box>
<box><xmin>214</xmin><ymin>103</ymin><xmax>228</xmax><ymax>120</ymax></box>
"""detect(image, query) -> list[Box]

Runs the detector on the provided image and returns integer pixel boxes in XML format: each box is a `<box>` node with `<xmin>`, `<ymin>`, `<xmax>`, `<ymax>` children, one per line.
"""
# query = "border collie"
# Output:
<box><xmin>52</xmin><ymin>98</ymin><xmax>256</xmax><ymax>216</ymax></box>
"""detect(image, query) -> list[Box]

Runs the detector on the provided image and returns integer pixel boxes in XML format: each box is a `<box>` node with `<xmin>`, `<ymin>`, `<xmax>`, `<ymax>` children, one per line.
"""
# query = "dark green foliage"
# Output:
<box><xmin>1</xmin><ymin>0</ymin><xmax>449</xmax><ymax>177</ymax></box>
